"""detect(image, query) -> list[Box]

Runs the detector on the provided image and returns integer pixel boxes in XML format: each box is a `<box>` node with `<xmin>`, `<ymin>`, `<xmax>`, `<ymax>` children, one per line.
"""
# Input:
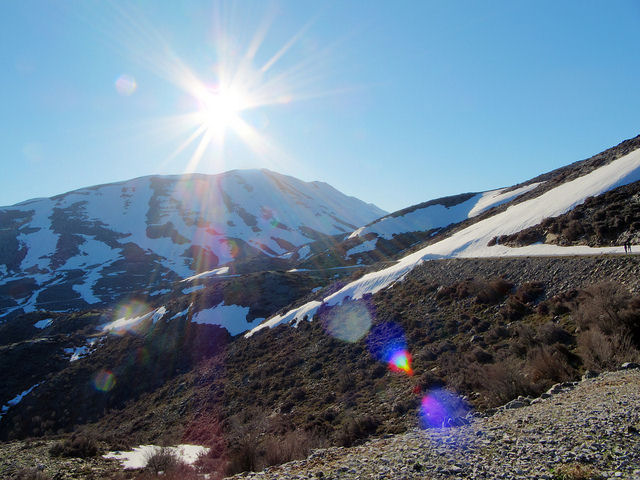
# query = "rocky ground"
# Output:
<box><xmin>230</xmin><ymin>367</ymin><xmax>640</xmax><ymax>480</ymax></box>
<box><xmin>408</xmin><ymin>254</ymin><xmax>640</xmax><ymax>298</ymax></box>
<box><xmin>1</xmin><ymin>358</ymin><xmax>639</xmax><ymax>480</ymax></box>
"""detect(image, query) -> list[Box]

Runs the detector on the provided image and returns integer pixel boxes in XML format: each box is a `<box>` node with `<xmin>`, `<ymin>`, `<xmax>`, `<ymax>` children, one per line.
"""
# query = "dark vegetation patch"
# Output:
<box><xmin>146</xmin><ymin>222</ymin><xmax>190</xmax><ymax>245</ymax></box>
<box><xmin>0</xmin><ymin>209</ymin><xmax>33</xmax><ymax>272</ymax></box>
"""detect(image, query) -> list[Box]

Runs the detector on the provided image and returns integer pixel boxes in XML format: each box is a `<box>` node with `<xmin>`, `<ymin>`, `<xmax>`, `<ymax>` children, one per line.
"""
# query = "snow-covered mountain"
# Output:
<box><xmin>248</xmin><ymin>137</ymin><xmax>640</xmax><ymax>336</ymax></box>
<box><xmin>0</xmin><ymin>169</ymin><xmax>386</xmax><ymax>317</ymax></box>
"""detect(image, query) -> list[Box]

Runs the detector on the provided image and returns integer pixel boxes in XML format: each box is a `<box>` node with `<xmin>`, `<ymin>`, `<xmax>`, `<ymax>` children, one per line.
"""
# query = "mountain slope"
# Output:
<box><xmin>0</xmin><ymin>169</ymin><xmax>386</xmax><ymax>318</ymax></box>
<box><xmin>250</xmin><ymin>138</ymin><xmax>640</xmax><ymax>334</ymax></box>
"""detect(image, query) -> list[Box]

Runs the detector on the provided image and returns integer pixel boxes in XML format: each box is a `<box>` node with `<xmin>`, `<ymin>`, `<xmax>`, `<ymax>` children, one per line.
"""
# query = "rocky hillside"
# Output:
<box><xmin>2</xmin><ymin>253</ymin><xmax>639</xmax><ymax>480</ymax></box>
<box><xmin>227</xmin><ymin>368</ymin><xmax>640</xmax><ymax>480</ymax></box>
<box><xmin>2</xmin><ymin>367</ymin><xmax>638</xmax><ymax>479</ymax></box>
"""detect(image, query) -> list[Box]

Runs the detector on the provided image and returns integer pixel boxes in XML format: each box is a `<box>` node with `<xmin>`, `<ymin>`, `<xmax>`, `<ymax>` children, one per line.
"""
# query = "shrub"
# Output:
<box><xmin>577</xmin><ymin>328</ymin><xmax>639</xmax><ymax>371</ymax></box>
<box><xmin>514</xmin><ymin>282</ymin><xmax>545</xmax><ymax>304</ymax></box>
<box><xmin>263</xmin><ymin>429</ymin><xmax>326</xmax><ymax>467</ymax></box>
<box><xmin>552</xmin><ymin>462</ymin><xmax>602</xmax><ymax>480</ymax></box>
<box><xmin>536</xmin><ymin>322</ymin><xmax>572</xmax><ymax>345</ymax></box>
<box><xmin>477</xmin><ymin>361</ymin><xmax>534</xmax><ymax>406</ymax></box>
<box><xmin>335</xmin><ymin>415</ymin><xmax>380</xmax><ymax>447</ymax></box>
<box><xmin>145</xmin><ymin>447</ymin><xmax>181</xmax><ymax>475</ymax></box>
<box><xmin>49</xmin><ymin>434</ymin><xmax>99</xmax><ymax>458</ymax></box>
<box><xmin>574</xmin><ymin>282</ymin><xmax>640</xmax><ymax>342</ymax></box>
<box><xmin>469</xmin><ymin>347</ymin><xmax>493</xmax><ymax>364</ymax></box>
<box><xmin>527</xmin><ymin>346</ymin><xmax>572</xmax><ymax>384</ymax></box>
<box><xmin>501</xmin><ymin>297</ymin><xmax>531</xmax><ymax>320</ymax></box>
<box><xmin>226</xmin><ymin>435</ymin><xmax>260</xmax><ymax>475</ymax></box>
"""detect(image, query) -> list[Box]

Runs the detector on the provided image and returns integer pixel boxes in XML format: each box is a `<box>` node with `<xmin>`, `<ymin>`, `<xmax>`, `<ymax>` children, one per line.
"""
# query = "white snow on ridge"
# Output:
<box><xmin>103</xmin><ymin>444</ymin><xmax>209</xmax><ymax>470</ymax></box>
<box><xmin>101</xmin><ymin>306</ymin><xmax>166</xmax><ymax>333</ymax></box>
<box><xmin>468</xmin><ymin>182</ymin><xmax>542</xmax><ymax>218</ymax></box>
<box><xmin>345</xmin><ymin>183</ymin><xmax>542</xmax><ymax>257</ymax></box>
<box><xmin>1</xmin><ymin>383</ymin><xmax>41</xmax><ymax>420</ymax></box>
<box><xmin>248</xmin><ymin>149</ymin><xmax>640</xmax><ymax>335</ymax></box>
<box><xmin>182</xmin><ymin>266</ymin><xmax>230</xmax><ymax>282</ymax></box>
<box><xmin>247</xmin><ymin>300</ymin><xmax>322</xmax><ymax>337</ymax></box>
<box><xmin>192</xmin><ymin>302</ymin><xmax>264</xmax><ymax>336</ymax></box>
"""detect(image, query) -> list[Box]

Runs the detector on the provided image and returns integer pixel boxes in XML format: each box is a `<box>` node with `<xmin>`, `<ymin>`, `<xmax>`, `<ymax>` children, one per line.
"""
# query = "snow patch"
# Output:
<box><xmin>170</xmin><ymin>304</ymin><xmax>192</xmax><ymax>320</ymax></box>
<box><xmin>246</xmin><ymin>301</ymin><xmax>322</xmax><ymax>337</ymax></box>
<box><xmin>103</xmin><ymin>444</ymin><xmax>209</xmax><ymax>470</ymax></box>
<box><xmin>182</xmin><ymin>285</ymin><xmax>205</xmax><ymax>295</ymax></box>
<box><xmin>101</xmin><ymin>306</ymin><xmax>166</xmax><ymax>333</ymax></box>
<box><xmin>149</xmin><ymin>288</ymin><xmax>171</xmax><ymax>296</ymax></box>
<box><xmin>346</xmin><ymin>239</ymin><xmax>378</xmax><ymax>257</ymax></box>
<box><xmin>1</xmin><ymin>383</ymin><xmax>41</xmax><ymax>420</ymax></box>
<box><xmin>192</xmin><ymin>302</ymin><xmax>264</xmax><ymax>336</ymax></box>
<box><xmin>34</xmin><ymin>318</ymin><xmax>53</xmax><ymax>329</ymax></box>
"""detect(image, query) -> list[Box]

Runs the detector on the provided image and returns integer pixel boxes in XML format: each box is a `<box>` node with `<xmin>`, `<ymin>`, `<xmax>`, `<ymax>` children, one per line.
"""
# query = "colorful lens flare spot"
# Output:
<box><xmin>115</xmin><ymin>74</ymin><xmax>137</xmax><ymax>96</ymax></box>
<box><xmin>420</xmin><ymin>389</ymin><xmax>469</xmax><ymax>429</ymax></box>
<box><xmin>388</xmin><ymin>349</ymin><xmax>413</xmax><ymax>375</ymax></box>
<box><xmin>93</xmin><ymin>369</ymin><xmax>116</xmax><ymax>392</ymax></box>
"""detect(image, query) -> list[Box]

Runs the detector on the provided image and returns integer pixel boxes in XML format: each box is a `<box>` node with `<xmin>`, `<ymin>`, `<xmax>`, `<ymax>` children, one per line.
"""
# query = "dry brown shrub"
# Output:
<box><xmin>263</xmin><ymin>429</ymin><xmax>326</xmax><ymax>467</ymax></box>
<box><xmin>574</xmin><ymin>282</ymin><xmax>634</xmax><ymax>335</ymax></box>
<box><xmin>577</xmin><ymin>328</ymin><xmax>639</xmax><ymax>370</ymax></box>
<box><xmin>527</xmin><ymin>345</ymin><xmax>572</xmax><ymax>384</ymax></box>
<box><xmin>477</xmin><ymin>361</ymin><xmax>535</xmax><ymax>406</ymax></box>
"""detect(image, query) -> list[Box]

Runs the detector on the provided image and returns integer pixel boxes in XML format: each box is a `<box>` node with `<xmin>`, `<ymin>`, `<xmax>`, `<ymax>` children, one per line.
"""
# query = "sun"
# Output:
<box><xmin>195</xmin><ymin>85</ymin><xmax>250</xmax><ymax>138</ymax></box>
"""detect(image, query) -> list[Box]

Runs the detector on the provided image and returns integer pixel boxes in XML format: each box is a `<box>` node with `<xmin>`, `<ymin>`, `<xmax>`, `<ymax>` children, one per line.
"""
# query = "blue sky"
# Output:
<box><xmin>2</xmin><ymin>1</ymin><xmax>640</xmax><ymax>212</ymax></box>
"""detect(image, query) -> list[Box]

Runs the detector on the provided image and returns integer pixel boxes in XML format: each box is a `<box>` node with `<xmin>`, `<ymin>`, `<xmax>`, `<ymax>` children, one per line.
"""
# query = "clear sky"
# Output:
<box><xmin>2</xmin><ymin>1</ymin><xmax>640</xmax><ymax>213</ymax></box>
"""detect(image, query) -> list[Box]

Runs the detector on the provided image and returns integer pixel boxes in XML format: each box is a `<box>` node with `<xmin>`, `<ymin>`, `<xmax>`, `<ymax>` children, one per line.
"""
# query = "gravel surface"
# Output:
<box><xmin>228</xmin><ymin>368</ymin><xmax>640</xmax><ymax>480</ymax></box>
<box><xmin>408</xmin><ymin>255</ymin><xmax>640</xmax><ymax>298</ymax></box>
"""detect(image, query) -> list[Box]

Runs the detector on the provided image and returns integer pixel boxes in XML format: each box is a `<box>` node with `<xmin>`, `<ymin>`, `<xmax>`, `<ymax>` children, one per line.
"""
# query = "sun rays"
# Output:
<box><xmin>86</xmin><ymin>2</ymin><xmax>343</xmax><ymax>176</ymax></box>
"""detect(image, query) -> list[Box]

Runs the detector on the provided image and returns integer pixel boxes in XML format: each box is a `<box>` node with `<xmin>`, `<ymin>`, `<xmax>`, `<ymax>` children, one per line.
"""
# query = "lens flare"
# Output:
<box><xmin>388</xmin><ymin>349</ymin><xmax>413</xmax><ymax>375</ymax></box>
<box><xmin>94</xmin><ymin>369</ymin><xmax>117</xmax><ymax>392</ymax></box>
<box><xmin>420</xmin><ymin>389</ymin><xmax>469</xmax><ymax>429</ymax></box>
<box><xmin>322</xmin><ymin>301</ymin><xmax>372</xmax><ymax>343</ymax></box>
<box><xmin>367</xmin><ymin>322</ymin><xmax>413</xmax><ymax>375</ymax></box>
<box><xmin>115</xmin><ymin>74</ymin><xmax>137</xmax><ymax>95</ymax></box>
